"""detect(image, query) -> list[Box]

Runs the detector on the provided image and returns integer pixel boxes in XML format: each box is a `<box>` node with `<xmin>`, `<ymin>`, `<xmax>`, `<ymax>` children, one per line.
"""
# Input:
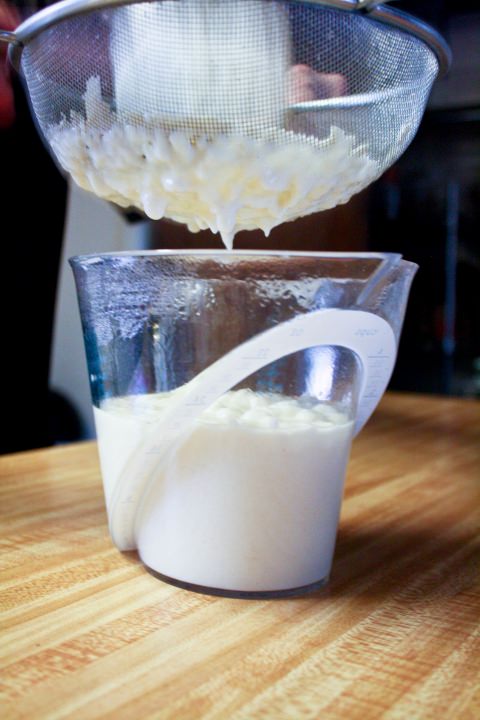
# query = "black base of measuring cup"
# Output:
<box><xmin>144</xmin><ymin>566</ymin><xmax>329</xmax><ymax>599</ymax></box>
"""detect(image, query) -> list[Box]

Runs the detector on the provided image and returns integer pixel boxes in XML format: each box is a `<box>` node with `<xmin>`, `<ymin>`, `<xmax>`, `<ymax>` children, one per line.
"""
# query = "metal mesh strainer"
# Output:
<box><xmin>2</xmin><ymin>0</ymin><xmax>450</xmax><ymax>246</ymax></box>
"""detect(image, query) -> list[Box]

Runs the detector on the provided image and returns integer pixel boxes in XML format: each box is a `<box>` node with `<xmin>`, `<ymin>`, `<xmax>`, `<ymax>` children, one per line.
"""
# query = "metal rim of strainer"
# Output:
<box><xmin>1</xmin><ymin>0</ymin><xmax>451</xmax><ymax>77</ymax></box>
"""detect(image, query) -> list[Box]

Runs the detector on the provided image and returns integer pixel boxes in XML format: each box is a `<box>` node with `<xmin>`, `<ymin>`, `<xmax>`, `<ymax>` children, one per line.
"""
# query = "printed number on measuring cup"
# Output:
<box><xmin>354</xmin><ymin>327</ymin><xmax>379</xmax><ymax>337</ymax></box>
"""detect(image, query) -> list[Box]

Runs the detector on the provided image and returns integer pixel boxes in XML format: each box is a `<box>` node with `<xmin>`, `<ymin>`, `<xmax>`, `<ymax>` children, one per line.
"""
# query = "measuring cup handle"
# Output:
<box><xmin>177</xmin><ymin>308</ymin><xmax>395</xmax><ymax>436</ymax></box>
<box><xmin>108</xmin><ymin>309</ymin><xmax>396</xmax><ymax>551</ymax></box>
<box><xmin>311</xmin><ymin>309</ymin><xmax>397</xmax><ymax>435</ymax></box>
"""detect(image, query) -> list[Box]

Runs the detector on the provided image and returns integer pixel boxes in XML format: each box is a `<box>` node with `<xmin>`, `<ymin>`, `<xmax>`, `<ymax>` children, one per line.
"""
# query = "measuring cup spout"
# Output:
<box><xmin>355</xmin><ymin>258</ymin><xmax>418</xmax><ymax>344</ymax></box>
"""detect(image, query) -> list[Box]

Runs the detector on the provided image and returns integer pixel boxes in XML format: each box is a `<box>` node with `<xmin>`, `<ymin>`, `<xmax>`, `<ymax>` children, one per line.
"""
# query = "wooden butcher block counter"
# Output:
<box><xmin>1</xmin><ymin>392</ymin><xmax>479</xmax><ymax>719</ymax></box>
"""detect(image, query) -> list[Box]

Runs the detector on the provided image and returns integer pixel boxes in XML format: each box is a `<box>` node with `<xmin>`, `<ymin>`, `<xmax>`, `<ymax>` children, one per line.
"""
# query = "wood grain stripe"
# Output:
<box><xmin>1</xmin><ymin>393</ymin><xmax>479</xmax><ymax>719</ymax></box>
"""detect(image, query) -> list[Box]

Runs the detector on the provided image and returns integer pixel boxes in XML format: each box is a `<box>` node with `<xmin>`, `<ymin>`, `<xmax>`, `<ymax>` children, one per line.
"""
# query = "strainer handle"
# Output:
<box><xmin>0</xmin><ymin>31</ymin><xmax>18</xmax><ymax>45</ymax></box>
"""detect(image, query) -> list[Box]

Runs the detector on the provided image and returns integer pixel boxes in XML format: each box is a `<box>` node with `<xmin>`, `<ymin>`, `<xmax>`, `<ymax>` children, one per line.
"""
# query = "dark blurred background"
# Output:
<box><xmin>1</xmin><ymin>0</ymin><xmax>478</xmax><ymax>453</ymax></box>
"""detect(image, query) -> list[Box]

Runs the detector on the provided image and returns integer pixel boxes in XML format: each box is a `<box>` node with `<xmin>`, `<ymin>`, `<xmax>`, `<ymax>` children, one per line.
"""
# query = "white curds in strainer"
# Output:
<box><xmin>2</xmin><ymin>0</ymin><xmax>451</xmax><ymax>247</ymax></box>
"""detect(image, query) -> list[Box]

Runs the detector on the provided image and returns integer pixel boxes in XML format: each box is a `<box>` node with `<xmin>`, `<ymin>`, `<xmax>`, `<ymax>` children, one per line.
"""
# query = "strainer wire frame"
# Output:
<box><xmin>2</xmin><ymin>0</ymin><xmax>451</xmax><ymax>78</ymax></box>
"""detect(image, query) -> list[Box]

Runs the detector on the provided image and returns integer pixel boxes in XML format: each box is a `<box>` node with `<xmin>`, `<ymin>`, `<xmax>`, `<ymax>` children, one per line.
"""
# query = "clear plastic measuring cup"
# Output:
<box><xmin>71</xmin><ymin>251</ymin><xmax>417</xmax><ymax>597</ymax></box>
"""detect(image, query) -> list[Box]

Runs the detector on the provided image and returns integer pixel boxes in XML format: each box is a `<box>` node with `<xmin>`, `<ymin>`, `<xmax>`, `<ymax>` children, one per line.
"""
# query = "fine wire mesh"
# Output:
<box><xmin>20</xmin><ymin>0</ymin><xmax>439</xmax><ymax>198</ymax></box>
